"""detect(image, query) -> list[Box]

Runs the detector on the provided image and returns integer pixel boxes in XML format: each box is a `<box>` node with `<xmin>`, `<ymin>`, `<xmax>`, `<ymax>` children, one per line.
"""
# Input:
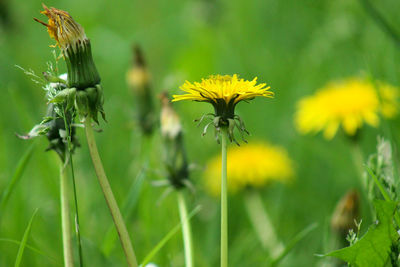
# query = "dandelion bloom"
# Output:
<box><xmin>173</xmin><ymin>74</ymin><xmax>273</xmax><ymax>142</ymax></box>
<box><xmin>295</xmin><ymin>78</ymin><xmax>398</xmax><ymax>139</ymax></box>
<box><xmin>204</xmin><ymin>142</ymin><xmax>294</xmax><ymax>196</ymax></box>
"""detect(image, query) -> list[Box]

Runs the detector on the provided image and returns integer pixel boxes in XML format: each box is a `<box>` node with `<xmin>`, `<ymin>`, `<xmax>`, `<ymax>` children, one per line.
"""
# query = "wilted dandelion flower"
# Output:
<box><xmin>35</xmin><ymin>4</ymin><xmax>104</xmax><ymax>122</ymax></box>
<box><xmin>204</xmin><ymin>142</ymin><xmax>294</xmax><ymax>196</ymax></box>
<box><xmin>173</xmin><ymin>74</ymin><xmax>273</xmax><ymax>143</ymax></box>
<box><xmin>295</xmin><ymin>78</ymin><xmax>399</xmax><ymax>139</ymax></box>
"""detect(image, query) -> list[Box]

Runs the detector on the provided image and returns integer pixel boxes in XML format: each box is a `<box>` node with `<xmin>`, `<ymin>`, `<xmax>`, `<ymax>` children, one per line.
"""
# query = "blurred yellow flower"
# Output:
<box><xmin>295</xmin><ymin>78</ymin><xmax>399</xmax><ymax>139</ymax></box>
<box><xmin>204</xmin><ymin>142</ymin><xmax>294</xmax><ymax>196</ymax></box>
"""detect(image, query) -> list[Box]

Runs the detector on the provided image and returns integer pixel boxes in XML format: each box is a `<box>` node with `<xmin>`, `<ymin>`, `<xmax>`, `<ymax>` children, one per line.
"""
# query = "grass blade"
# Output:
<box><xmin>0</xmin><ymin>238</ymin><xmax>59</xmax><ymax>265</ymax></box>
<box><xmin>140</xmin><ymin>205</ymin><xmax>201</xmax><ymax>267</ymax></box>
<box><xmin>14</xmin><ymin>209</ymin><xmax>38</xmax><ymax>267</ymax></box>
<box><xmin>270</xmin><ymin>223</ymin><xmax>318</xmax><ymax>266</ymax></box>
<box><xmin>0</xmin><ymin>144</ymin><xmax>35</xmax><ymax>211</ymax></box>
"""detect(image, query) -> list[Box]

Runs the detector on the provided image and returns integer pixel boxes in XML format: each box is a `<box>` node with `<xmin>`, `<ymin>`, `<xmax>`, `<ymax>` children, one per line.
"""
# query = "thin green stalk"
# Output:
<box><xmin>243</xmin><ymin>190</ymin><xmax>284</xmax><ymax>258</ymax></box>
<box><xmin>61</xmin><ymin>108</ymin><xmax>83</xmax><ymax>267</ymax></box>
<box><xmin>84</xmin><ymin>118</ymin><xmax>138</xmax><ymax>267</ymax></box>
<box><xmin>177</xmin><ymin>191</ymin><xmax>194</xmax><ymax>267</ymax></box>
<box><xmin>350</xmin><ymin>142</ymin><xmax>365</xmax><ymax>188</ymax></box>
<box><xmin>0</xmin><ymin>143</ymin><xmax>35</xmax><ymax>212</ymax></box>
<box><xmin>270</xmin><ymin>223</ymin><xmax>317</xmax><ymax>266</ymax></box>
<box><xmin>14</xmin><ymin>209</ymin><xmax>38</xmax><ymax>267</ymax></box>
<box><xmin>140</xmin><ymin>206</ymin><xmax>201</xmax><ymax>267</ymax></box>
<box><xmin>359</xmin><ymin>0</ymin><xmax>400</xmax><ymax>48</ymax></box>
<box><xmin>60</xmin><ymin>163</ymin><xmax>75</xmax><ymax>267</ymax></box>
<box><xmin>220</xmin><ymin>129</ymin><xmax>228</xmax><ymax>267</ymax></box>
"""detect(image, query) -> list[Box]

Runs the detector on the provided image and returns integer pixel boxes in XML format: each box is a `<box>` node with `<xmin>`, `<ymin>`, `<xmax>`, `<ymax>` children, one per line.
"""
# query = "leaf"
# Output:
<box><xmin>14</xmin><ymin>209</ymin><xmax>38</xmax><ymax>267</ymax></box>
<box><xmin>325</xmin><ymin>200</ymin><xmax>398</xmax><ymax>267</ymax></box>
<box><xmin>0</xmin><ymin>144</ymin><xmax>35</xmax><ymax>212</ymax></box>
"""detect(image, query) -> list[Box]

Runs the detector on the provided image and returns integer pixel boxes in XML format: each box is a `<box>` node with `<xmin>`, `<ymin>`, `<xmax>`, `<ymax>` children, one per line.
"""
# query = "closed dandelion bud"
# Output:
<box><xmin>44</xmin><ymin>104</ymin><xmax>79</xmax><ymax>161</ymax></box>
<box><xmin>159</xmin><ymin>92</ymin><xmax>190</xmax><ymax>190</ymax></box>
<box><xmin>126</xmin><ymin>45</ymin><xmax>155</xmax><ymax>135</ymax></box>
<box><xmin>35</xmin><ymin>4</ymin><xmax>105</xmax><ymax>123</ymax></box>
<box><xmin>331</xmin><ymin>190</ymin><xmax>360</xmax><ymax>238</ymax></box>
<box><xmin>18</xmin><ymin>103</ymin><xmax>78</xmax><ymax>162</ymax></box>
<box><xmin>160</xmin><ymin>92</ymin><xmax>182</xmax><ymax>140</ymax></box>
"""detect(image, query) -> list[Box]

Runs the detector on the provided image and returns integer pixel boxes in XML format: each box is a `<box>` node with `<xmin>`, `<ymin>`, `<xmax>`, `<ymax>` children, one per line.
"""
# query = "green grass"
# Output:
<box><xmin>1</xmin><ymin>0</ymin><xmax>400</xmax><ymax>266</ymax></box>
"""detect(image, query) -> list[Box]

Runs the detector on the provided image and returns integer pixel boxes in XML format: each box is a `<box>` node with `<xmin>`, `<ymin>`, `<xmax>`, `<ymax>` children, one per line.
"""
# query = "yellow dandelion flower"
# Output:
<box><xmin>295</xmin><ymin>78</ymin><xmax>399</xmax><ymax>139</ymax></box>
<box><xmin>172</xmin><ymin>74</ymin><xmax>273</xmax><ymax>143</ymax></box>
<box><xmin>34</xmin><ymin>4</ymin><xmax>86</xmax><ymax>51</ymax></box>
<box><xmin>204</xmin><ymin>142</ymin><xmax>294</xmax><ymax>196</ymax></box>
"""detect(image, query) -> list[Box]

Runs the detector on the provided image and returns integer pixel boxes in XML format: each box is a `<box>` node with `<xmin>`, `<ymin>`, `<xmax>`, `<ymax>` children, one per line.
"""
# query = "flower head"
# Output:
<box><xmin>204</xmin><ymin>142</ymin><xmax>294</xmax><ymax>196</ymax></box>
<box><xmin>173</xmin><ymin>74</ymin><xmax>273</xmax><ymax>143</ymax></box>
<box><xmin>126</xmin><ymin>45</ymin><xmax>155</xmax><ymax>135</ymax></box>
<box><xmin>295</xmin><ymin>78</ymin><xmax>399</xmax><ymax>139</ymax></box>
<box><xmin>34</xmin><ymin>4</ymin><xmax>86</xmax><ymax>51</ymax></box>
<box><xmin>159</xmin><ymin>92</ymin><xmax>191</xmax><ymax>190</ymax></box>
<box><xmin>160</xmin><ymin>92</ymin><xmax>182</xmax><ymax>140</ymax></box>
<box><xmin>35</xmin><ymin>4</ymin><xmax>104</xmax><ymax>123</ymax></box>
<box><xmin>331</xmin><ymin>190</ymin><xmax>359</xmax><ymax>237</ymax></box>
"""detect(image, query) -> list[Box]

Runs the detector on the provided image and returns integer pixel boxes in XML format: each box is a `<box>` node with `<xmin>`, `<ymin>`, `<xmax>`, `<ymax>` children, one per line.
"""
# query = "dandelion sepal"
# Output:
<box><xmin>64</xmin><ymin>39</ymin><xmax>100</xmax><ymax>90</ymax></box>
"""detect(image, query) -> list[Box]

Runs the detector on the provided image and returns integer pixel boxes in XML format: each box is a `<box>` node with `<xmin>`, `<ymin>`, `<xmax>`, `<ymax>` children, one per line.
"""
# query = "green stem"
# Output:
<box><xmin>61</xmin><ymin>108</ymin><xmax>83</xmax><ymax>266</ymax></box>
<box><xmin>243</xmin><ymin>190</ymin><xmax>284</xmax><ymax>258</ymax></box>
<box><xmin>350</xmin><ymin>142</ymin><xmax>365</xmax><ymax>188</ymax></box>
<box><xmin>60</xmin><ymin>163</ymin><xmax>75</xmax><ymax>267</ymax></box>
<box><xmin>220</xmin><ymin>129</ymin><xmax>228</xmax><ymax>267</ymax></box>
<box><xmin>84</xmin><ymin>118</ymin><xmax>138</xmax><ymax>267</ymax></box>
<box><xmin>177</xmin><ymin>191</ymin><xmax>194</xmax><ymax>267</ymax></box>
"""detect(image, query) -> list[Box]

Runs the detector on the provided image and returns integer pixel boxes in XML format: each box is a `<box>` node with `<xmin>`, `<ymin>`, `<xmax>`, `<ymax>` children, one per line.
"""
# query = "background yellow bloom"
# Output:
<box><xmin>204</xmin><ymin>142</ymin><xmax>294</xmax><ymax>196</ymax></box>
<box><xmin>295</xmin><ymin>78</ymin><xmax>399</xmax><ymax>139</ymax></box>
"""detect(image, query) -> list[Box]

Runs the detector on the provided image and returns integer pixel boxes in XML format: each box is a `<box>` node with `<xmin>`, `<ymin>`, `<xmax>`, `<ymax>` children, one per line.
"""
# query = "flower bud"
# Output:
<box><xmin>160</xmin><ymin>92</ymin><xmax>182</xmax><ymax>140</ymax></box>
<box><xmin>331</xmin><ymin>190</ymin><xmax>360</xmax><ymax>238</ymax></box>
<box><xmin>159</xmin><ymin>92</ymin><xmax>189</xmax><ymax>189</ymax></box>
<box><xmin>126</xmin><ymin>45</ymin><xmax>155</xmax><ymax>135</ymax></box>
<box><xmin>18</xmin><ymin>102</ymin><xmax>78</xmax><ymax>162</ymax></box>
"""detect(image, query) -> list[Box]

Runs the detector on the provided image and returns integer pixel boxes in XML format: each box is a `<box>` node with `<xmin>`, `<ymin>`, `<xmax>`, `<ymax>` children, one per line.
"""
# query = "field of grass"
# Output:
<box><xmin>1</xmin><ymin>0</ymin><xmax>400</xmax><ymax>266</ymax></box>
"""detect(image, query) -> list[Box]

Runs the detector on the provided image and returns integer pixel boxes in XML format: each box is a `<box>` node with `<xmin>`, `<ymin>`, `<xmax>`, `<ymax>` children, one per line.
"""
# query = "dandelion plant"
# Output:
<box><xmin>173</xmin><ymin>74</ymin><xmax>273</xmax><ymax>267</ymax></box>
<box><xmin>160</xmin><ymin>92</ymin><xmax>194</xmax><ymax>267</ymax></box>
<box><xmin>34</xmin><ymin>5</ymin><xmax>137</xmax><ymax>266</ymax></box>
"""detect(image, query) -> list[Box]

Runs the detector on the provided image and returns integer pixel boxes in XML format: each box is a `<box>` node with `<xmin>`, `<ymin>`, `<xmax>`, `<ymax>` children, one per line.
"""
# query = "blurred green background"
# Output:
<box><xmin>1</xmin><ymin>0</ymin><xmax>400</xmax><ymax>266</ymax></box>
